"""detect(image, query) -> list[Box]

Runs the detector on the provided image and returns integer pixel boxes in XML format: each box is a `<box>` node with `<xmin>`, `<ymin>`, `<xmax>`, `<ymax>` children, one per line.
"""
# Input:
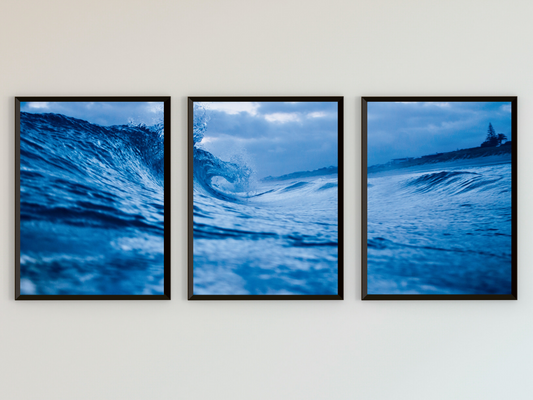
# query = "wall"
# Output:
<box><xmin>1</xmin><ymin>1</ymin><xmax>532</xmax><ymax>399</ymax></box>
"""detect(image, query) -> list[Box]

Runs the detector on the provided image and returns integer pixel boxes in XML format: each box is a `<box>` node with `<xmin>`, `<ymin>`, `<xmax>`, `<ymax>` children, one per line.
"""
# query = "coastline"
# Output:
<box><xmin>368</xmin><ymin>146</ymin><xmax>511</xmax><ymax>177</ymax></box>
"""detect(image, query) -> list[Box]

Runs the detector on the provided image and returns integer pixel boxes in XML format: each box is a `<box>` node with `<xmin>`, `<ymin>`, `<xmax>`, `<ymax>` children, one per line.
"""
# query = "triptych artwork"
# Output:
<box><xmin>14</xmin><ymin>96</ymin><xmax>517</xmax><ymax>300</ymax></box>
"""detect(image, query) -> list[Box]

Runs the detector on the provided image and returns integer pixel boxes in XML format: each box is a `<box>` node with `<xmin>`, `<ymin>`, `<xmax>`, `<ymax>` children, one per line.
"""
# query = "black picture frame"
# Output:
<box><xmin>188</xmin><ymin>96</ymin><xmax>344</xmax><ymax>300</ymax></box>
<box><xmin>15</xmin><ymin>96</ymin><xmax>171</xmax><ymax>300</ymax></box>
<box><xmin>362</xmin><ymin>96</ymin><xmax>517</xmax><ymax>300</ymax></box>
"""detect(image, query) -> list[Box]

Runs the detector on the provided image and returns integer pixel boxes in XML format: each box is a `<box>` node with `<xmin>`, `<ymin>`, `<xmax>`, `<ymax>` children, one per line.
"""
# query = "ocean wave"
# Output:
<box><xmin>19</xmin><ymin>111</ymin><xmax>165</xmax><ymax>295</ymax></box>
<box><xmin>21</xmin><ymin>112</ymin><xmax>164</xmax><ymax>186</ymax></box>
<box><xmin>402</xmin><ymin>170</ymin><xmax>502</xmax><ymax>195</ymax></box>
<box><xmin>367</xmin><ymin>161</ymin><xmax>512</xmax><ymax>295</ymax></box>
<box><xmin>192</xmin><ymin>104</ymin><xmax>339</xmax><ymax>205</ymax></box>
<box><xmin>192</xmin><ymin>105</ymin><xmax>254</xmax><ymax>203</ymax></box>
<box><xmin>20</xmin><ymin>112</ymin><xmax>165</xmax><ymax>236</ymax></box>
<box><xmin>192</xmin><ymin>104</ymin><xmax>339</xmax><ymax>295</ymax></box>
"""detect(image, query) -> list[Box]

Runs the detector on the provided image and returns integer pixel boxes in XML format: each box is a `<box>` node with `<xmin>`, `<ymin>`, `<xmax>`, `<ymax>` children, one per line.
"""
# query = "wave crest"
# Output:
<box><xmin>193</xmin><ymin>104</ymin><xmax>210</xmax><ymax>145</ymax></box>
<box><xmin>20</xmin><ymin>112</ymin><xmax>164</xmax><ymax>230</ymax></box>
<box><xmin>192</xmin><ymin>106</ymin><xmax>253</xmax><ymax>201</ymax></box>
<box><xmin>403</xmin><ymin>170</ymin><xmax>502</xmax><ymax>195</ymax></box>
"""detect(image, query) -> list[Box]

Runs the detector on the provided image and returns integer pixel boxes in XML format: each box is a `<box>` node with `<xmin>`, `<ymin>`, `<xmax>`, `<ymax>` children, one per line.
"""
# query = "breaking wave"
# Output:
<box><xmin>19</xmin><ymin>112</ymin><xmax>165</xmax><ymax>295</ymax></box>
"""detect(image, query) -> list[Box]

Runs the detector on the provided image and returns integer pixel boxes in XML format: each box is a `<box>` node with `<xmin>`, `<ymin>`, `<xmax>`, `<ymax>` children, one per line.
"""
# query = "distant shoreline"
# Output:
<box><xmin>262</xmin><ymin>166</ymin><xmax>337</xmax><ymax>182</ymax></box>
<box><xmin>368</xmin><ymin>144</ymin><xmax>511</xmax><ymax>174</ymax></box>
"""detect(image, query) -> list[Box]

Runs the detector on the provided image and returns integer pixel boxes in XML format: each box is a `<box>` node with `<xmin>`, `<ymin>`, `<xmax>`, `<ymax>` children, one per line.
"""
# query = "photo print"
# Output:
<box><xmin>15</xmin><ymin>97</ymin><xmax>170</xmax><ymax>299</ymax></box>
<box><xmin>362</xmin><ymin>97</ymin><xmax>517</xmax><ymax>300</ymax></box>
<box><xmin>189</xmin><ymin>97</ymin><xmax>343</xmax><ymax>299</ymax></box>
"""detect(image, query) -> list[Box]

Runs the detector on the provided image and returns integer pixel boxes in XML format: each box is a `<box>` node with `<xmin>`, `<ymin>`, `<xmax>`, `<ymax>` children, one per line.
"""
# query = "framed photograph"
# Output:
<box><xmin>362</xmin><ymin>97</ymin><xmax>517</xmax><ymax>300</ymax></box>
<box><xmin>188</xmin><ymin>97</ymin><xmax>343</xmax><ymax>300</ymax></box>
<box><xmin>15</xmin><ymin>97</ymin><xmax>170</xmax><ymax>300</ymax></box>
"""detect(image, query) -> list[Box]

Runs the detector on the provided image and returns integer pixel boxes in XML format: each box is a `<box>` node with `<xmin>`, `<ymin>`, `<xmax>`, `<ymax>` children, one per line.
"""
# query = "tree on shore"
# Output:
<box><xmin>497</xmin><ymin>133</ymin><xmax>508</xmax><ymax>145</ymax></box>
<box><xmin>480</xmin><ymin>123</ymin><xmax>499</xmax><ymax>147</ymax></box>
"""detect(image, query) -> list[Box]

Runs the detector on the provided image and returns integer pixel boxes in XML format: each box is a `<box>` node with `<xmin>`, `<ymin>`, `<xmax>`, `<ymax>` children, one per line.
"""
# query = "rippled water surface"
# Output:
<box><xmin>192</xmin><ymin>107</ymin><xmax>339</xmax><ymax>295</ymax></box>
<box><xmin>19</xmin><ymin>112</ymin><xmax>165</xmax><ymax>295</ymax></box>
<box><xmin>367</xmin><ymin>157</ymin><xmax>512</xmax><ymax>294</ymax></box>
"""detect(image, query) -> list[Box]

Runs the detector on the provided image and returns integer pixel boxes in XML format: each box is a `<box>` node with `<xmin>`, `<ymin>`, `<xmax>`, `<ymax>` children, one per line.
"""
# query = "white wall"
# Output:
<box><xmin>1</xmin><ymin>1</ymin><xmax>532</xmax><ymax>399</ymax></box>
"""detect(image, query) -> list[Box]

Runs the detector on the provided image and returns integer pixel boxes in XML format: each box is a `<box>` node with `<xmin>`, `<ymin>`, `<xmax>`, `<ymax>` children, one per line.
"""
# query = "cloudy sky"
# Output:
<box><xmin>196</xmin><ymin>101</ymin><xmax>339</xmax><ymax>179</ymax></box>
<box><xmin>367</xmin><ymin>101</ymin><xmax>512</xmax><ymax>166</ymax></box>
<box><xmin>20</xmin><ymin>101</ymin><xmax>164</xmax><ymax>126</ymax></box>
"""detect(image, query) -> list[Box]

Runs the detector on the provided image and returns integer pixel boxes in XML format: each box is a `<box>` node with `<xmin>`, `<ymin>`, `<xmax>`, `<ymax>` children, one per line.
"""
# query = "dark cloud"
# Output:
<box><xmin>258</xmin><ymin>101</ymin><xmax>338</xmax><ymax>114</ymax></box>
<box><xmin>367</xmin><ymin>101</ymin><xmax>512</xmax><ymax>166</ymax></box>
<box><xmin>198</xmin><ymin>102</ymin><xmax>339</xmax><ymax>178</ymax></box>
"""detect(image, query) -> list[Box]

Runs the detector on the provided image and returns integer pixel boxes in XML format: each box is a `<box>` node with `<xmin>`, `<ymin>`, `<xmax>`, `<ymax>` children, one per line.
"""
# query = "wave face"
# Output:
<box><xmin>19</xmin><ymin>112</ymin><xmax>165</xmax><ymax>295</ymax></box>
<box><xmin>367</xmin><ymin>159</ymin><xmax>512</xmax><ymax>294</ymax></box>
<box><xmin>192</xmin><ymin>106</ymin><xmax>338</xmax><ymax>295</ymax></box>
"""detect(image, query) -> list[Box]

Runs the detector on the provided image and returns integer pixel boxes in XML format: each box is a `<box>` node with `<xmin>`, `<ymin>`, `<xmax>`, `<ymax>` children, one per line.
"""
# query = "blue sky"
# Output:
<box><xmin>195</xmin><ymin>101</ymin><xmax>339</xmax><ymax>179</ymax></box>
<box><xmin>367</xmin><ymin>101</ymin><xmax>512</xmax><ymax>166</ymax></box>
<box><xmin>20</xmin><ymin>101</ymin><xmax>163</xmax><ymax>126</ymax></box>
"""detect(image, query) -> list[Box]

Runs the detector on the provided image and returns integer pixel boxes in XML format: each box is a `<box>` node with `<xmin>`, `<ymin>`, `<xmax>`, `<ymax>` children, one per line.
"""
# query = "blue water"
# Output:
<box><xmin>193</xmin><ymin>108</ymin><xmax>339</xmax><ymax>295</ymax></box>
<box><xmin>19</xmin><ymin>112</ymin><xmax>165</xmax><ymax>295</ymax></box>
<box><xmin>367</xmin><ymin>157</ymin><xmax>512</xmax><ymax>294</ymax></box>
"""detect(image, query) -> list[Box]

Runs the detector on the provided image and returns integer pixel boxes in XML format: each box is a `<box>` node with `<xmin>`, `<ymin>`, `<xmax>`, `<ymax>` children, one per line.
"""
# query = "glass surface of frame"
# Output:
<box><xmin>188</xmin><ymin>97</ymin><xmax>344</xmax><ymax>300</ymax></box>
<box><xmin>15</xmin><ymin>96</ymin><xmax>171</xmax><ymax>300</ymax></box>
<box><xmin>362</xmin><ymin>96</ymin><xmax>517</xmax><ymax>300</ymax></box>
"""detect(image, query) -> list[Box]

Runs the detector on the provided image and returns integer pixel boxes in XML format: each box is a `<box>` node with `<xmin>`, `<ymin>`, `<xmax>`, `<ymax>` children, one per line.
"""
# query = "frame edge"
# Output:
<box><xmin>188</xmin><ymin>96</ymin><xmax>345</xmax><ymax>300</ymax></box>
<box><xmin>16</xmin><ymin>96</ymin><xmax>171</xmax><ymax>300</ymax></box>
<box><xmin>15</xmin><ymin>98</ymin><xmax>21</xmax><ymax>300</ymax></box>
<box><xmin>188</xmin><ymin>98</ymin><xmax>195</xmax><ymax>300</ymax></box>
<box><xmin>361</xmin><ymin>98</ymin><xmax>369</xmax><ymax>300</ymax></box>
<box><xmin>361</xmin><ymin>96</ymin><xmax>517</xmax><ymax>301</ymax></box>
